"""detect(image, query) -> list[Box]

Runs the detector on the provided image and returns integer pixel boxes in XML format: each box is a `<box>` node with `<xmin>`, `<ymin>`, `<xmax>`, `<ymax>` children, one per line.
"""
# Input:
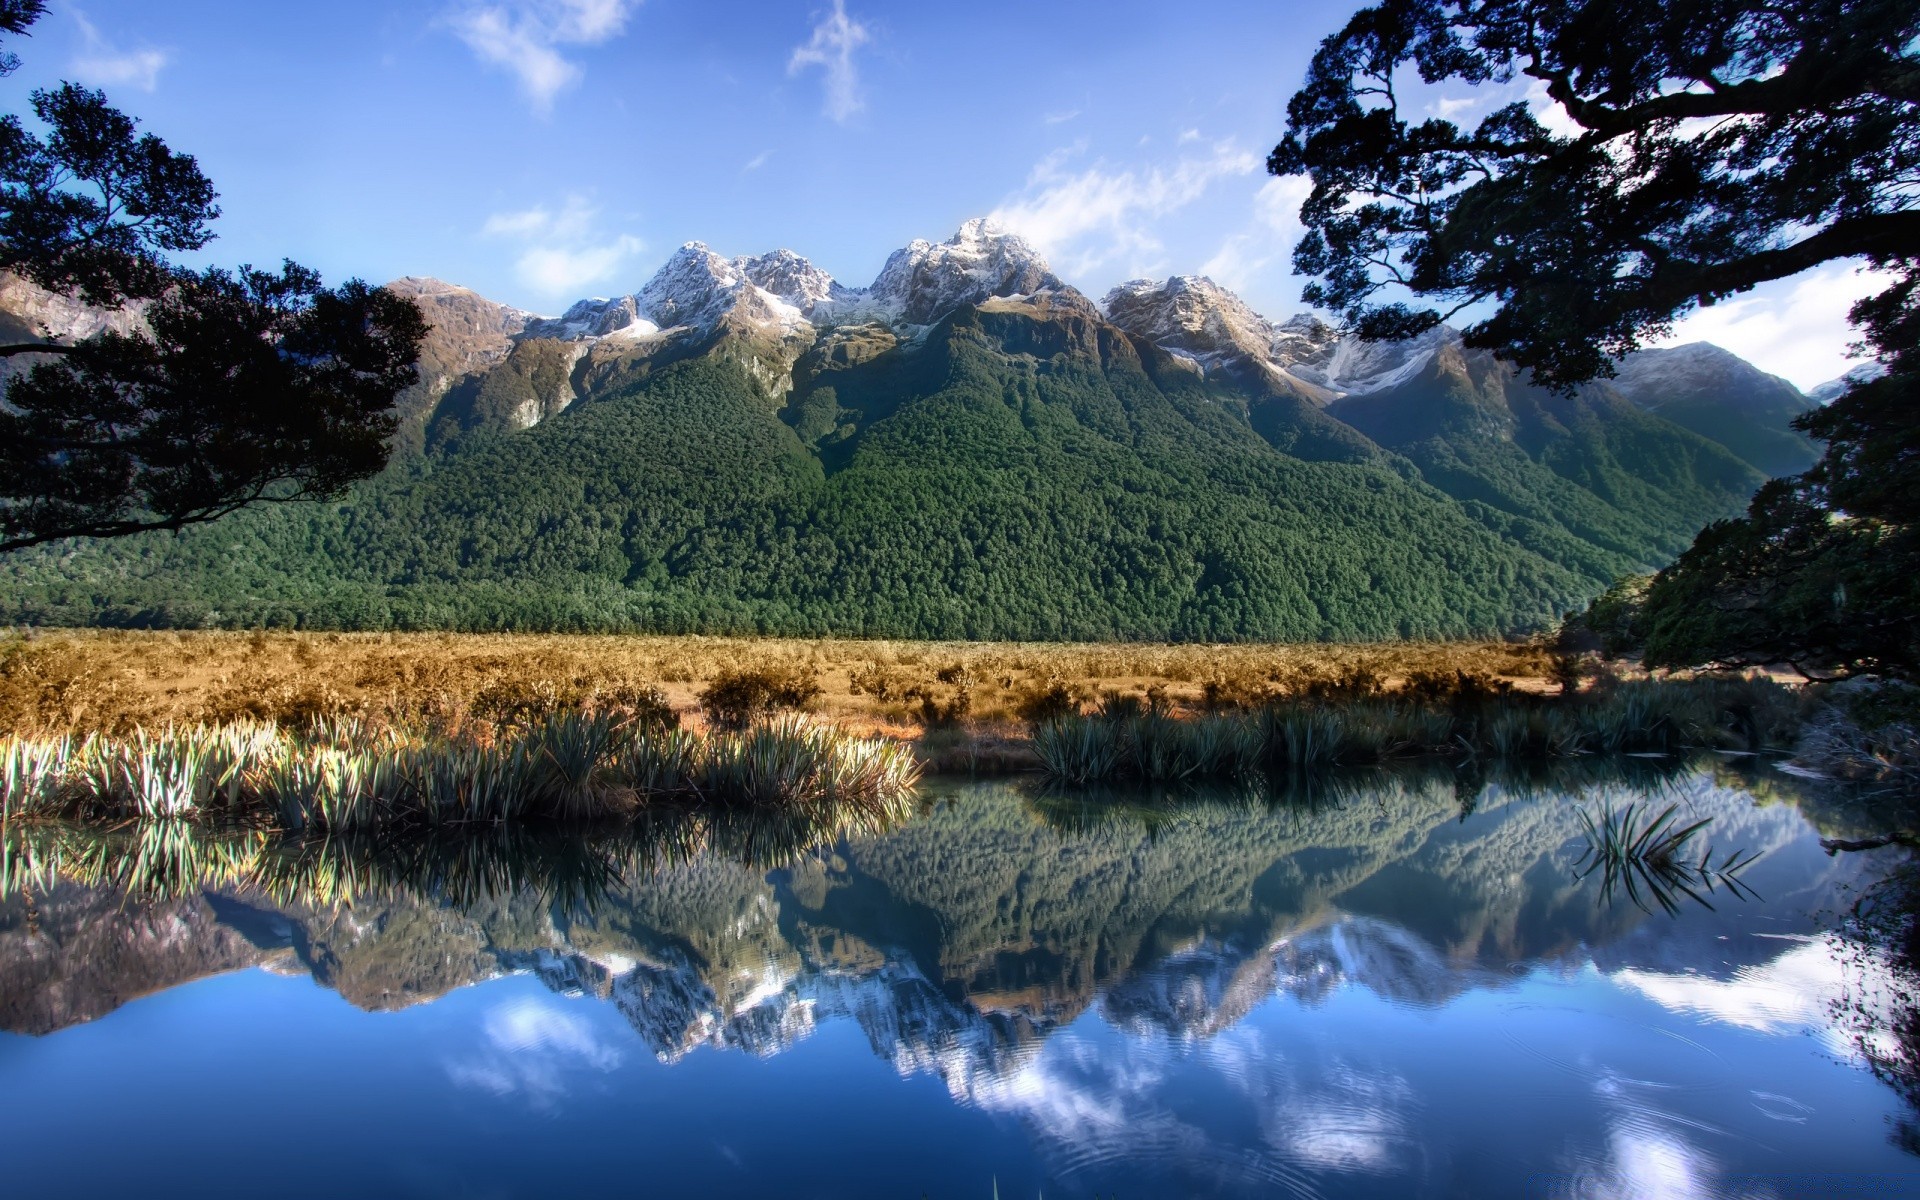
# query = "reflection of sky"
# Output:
<box><xmin>927</xmin><ymin>922</ymin><xmax>1918</xmax><ymax>1199</ymax></box>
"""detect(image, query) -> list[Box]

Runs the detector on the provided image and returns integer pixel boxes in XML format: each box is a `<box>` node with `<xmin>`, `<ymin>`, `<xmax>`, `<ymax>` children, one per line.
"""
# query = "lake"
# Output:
<box><xmin>3</xmin><ymin>762</ymin><xmax>1918</xmax><ymax>1198</ymax></box>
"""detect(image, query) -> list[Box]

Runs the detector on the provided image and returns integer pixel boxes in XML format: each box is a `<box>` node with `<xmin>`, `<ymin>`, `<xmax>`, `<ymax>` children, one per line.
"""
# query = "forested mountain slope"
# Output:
<box><xmin>0</xmin><ymin>222</ymin><xmax>1811</xmax><ymax>639</ymax></box>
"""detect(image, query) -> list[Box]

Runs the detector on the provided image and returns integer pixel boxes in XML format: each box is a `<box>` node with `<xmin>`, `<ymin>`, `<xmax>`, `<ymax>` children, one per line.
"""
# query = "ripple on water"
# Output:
<box><xmin>1750</xmin><ymin>1090</ymin><xmax>1813</xmax><ymax>1123</ymax></box>
<box><xmin>1500</xmin><ymin>1003</ymin><xmax>1737</xmax><ymax>1093</ymax></box>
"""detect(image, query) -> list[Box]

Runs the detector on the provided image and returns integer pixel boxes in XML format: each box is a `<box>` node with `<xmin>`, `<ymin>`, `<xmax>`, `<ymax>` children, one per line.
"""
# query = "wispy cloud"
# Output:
<box><xmin>788</xmin><ymin>0</ymin><xmax>872</xmax><ymax>123</ymax></box>
<box><xmin>742</xmin><ymin>150</ymin><xmax>771</xmax><ymax>172</ymax></box>
<box><xmin>1199</xmin><ymin>174</ymin><xmax>1313</xmax><ymax>296</ymax></box>
<box><xmin>988</xmin><ymin>140</ymin><xmax>1261</xmax><ymax>277</ymax></box>
<box><xmin>1044</xmin><ymin>108</ymin><xmax>1081</xmax><ymax>125</ymax></box>
<box><xmin>68</xmin><ymin>8</ymin><xmax>168</xmax><ymax>92</ymax></box>
<box><xmin>482</xmin><ymin>194</ymin><xmax>644</xmax><ymax>298</ymax></box>
<box><xmin>445</xmin><ymin>0</ymin><xmax>640</xmax><ymax>112</ymax></box>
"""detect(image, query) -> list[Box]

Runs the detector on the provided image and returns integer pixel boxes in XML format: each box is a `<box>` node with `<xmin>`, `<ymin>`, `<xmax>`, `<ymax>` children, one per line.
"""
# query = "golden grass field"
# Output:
<box><xmin>0</xmin><ymin>629</ymin><xmax>1557</xmax><ymax>742</ymax></box>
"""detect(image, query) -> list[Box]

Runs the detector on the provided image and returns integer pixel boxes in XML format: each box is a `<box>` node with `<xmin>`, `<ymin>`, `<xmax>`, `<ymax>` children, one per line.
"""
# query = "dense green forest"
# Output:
<box><xmin>0</xmin><ymin>303</ymin><xmax>1770</xmax><ymax>640</ymax></box>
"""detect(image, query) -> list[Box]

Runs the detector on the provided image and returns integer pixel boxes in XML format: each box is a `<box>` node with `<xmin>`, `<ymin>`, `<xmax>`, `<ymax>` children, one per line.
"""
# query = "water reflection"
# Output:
<box><xmin>3</xmin><ymin>760</ymin><xmax>1917</xmax><ymax>1197</ymax></box>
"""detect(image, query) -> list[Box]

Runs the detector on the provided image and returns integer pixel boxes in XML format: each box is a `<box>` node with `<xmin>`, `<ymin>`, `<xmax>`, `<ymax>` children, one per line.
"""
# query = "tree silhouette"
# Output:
<box><xmin>1276</xmin><ymin>0</ymin><xmax>1919</xmax><ymax>675</ymax></box>
<box><xmin>0</xmin><ymin>2</ymin><xmax>426</xmax><ymax>552</ymax></box>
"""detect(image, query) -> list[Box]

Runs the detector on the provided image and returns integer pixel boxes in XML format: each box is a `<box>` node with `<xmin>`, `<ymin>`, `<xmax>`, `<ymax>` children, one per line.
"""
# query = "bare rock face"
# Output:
<box><xmin>738</xmin><ymin>248</ymin><xmax>856</xmax><ymax>320</ymax></box>
<box><xmin>1611</xmin><ymin>342</ymin><xmax>1806</xmax><ymax>415</ymax></box>
<box><xmin>523</xmin><ymin>295</ymin><xmax>652</xmax><ymax>341</ymax></box>
<box><xmin>1102</xmin><ymin>275</ymin><xmax>1337</xmax><ymax>402</ymax></box>
<box><xmin>384</xmin><ymin>276</ymin><xmax>534</xmax><ymax>382</ymax></box>
<box><xmin>866</xmin><ymin>218</ymin><xmax>1076</xmax><ymax>326</ymax></box>
<box><xmin>0</xmin><ymin>272</ymin><xmax>146</xmax><ymax>345</ymax></box>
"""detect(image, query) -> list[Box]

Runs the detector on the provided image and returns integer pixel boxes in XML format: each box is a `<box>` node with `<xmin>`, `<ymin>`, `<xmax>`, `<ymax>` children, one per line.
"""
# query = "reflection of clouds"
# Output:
<box><xmin>1544</xmin><ymin>1076</ymin><xmax>1726</xmax><ymax>1200</ymax></box>
<box><xmin>1614</xmin><ymin>937</ymin><xmax>1896</xmax><ymax>1059</ymax></box>
<box><xmin>970</xmin><ymin>1018</ymin><xmax>1419</xmax><ymax>1195</ymax></box>
<box><xmin>1268</xmin><ymin>1063</ymin><xmax>1417</xmax><ymax>1174</ymax></box>
<box><xmin>446</xmin><ymin>996</ymin><xmax>623</xmax><ymax>1105</ymax></box>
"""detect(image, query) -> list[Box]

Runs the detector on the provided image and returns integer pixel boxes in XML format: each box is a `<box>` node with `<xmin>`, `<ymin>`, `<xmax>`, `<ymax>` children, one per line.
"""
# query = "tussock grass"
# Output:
<box><xmin>1029</xmin><ymin>674</ymin><xmax>1803</xmax><ymax>784</ymax></box>
<box><xmin>0</xmin><ymin>629</ymin><xmax>1557</xmax><ymax>737</ymax></box>
<box><xmin>1</xmin><ymin>789</ymin><xmax>917</xmax><ymax>907</ymax></box>
<box><xmin>0</xmin><ymin>711</ymin><xmax>920</xmax><ymax>831</ymax></box>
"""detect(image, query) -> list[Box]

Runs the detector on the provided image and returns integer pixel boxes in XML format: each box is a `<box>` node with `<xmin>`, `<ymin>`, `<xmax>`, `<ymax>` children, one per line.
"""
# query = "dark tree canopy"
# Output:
<box><xmin>0</xmin><ymin>4</ymin><xmax>426</xmax><ymax>553</ymax></box>
<box><xmin>1272</xmin><ymin>0</ymin><xmax>1919</xmax><ymax>386</ymax></box>
<box><xmin>0</xmin><ymin>264</ymin><xmax>427</xmax><ymax>549</ymax></box>
<box><xmin>1279</xmin><ymin>0</ymin><xmax>1920</xmax><ymax>678</ymax></box>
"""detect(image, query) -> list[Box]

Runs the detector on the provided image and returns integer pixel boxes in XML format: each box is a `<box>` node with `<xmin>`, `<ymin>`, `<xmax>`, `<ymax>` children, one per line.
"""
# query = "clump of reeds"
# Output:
<box><xmin>1028</xmin><ymin>674</ymin><xmax>1802</xmax><ymax>785</ymax></box>
<box><xmin>0</xmin><ymin>711</ymin><xmax>919</xmax><ymax>832</ymax></box>
<box><xmin>1573</xmin><ymin>802</ymin><xmax>1761</xmax><ymax>914</ymax></box>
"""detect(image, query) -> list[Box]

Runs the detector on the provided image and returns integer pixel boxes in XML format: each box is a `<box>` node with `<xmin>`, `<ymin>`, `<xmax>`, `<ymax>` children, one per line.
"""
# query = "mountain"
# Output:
<box><xmin>0</xmin><ymin>222</ymin><xmax>1817</xmax><ymax>639</ymax></box>
<box><xmin>1608</xmin><ymin>342</ymin><xmax>1820</xmax><ymax>477</ymax></box>
<box><xmin>1808</xmin><ymin>360</ymin><xmax>1888</xmax><ymax>404</ymax></box>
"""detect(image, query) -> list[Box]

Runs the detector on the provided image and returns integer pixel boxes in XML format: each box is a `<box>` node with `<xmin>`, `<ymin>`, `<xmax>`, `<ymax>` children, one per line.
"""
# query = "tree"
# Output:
<box><xmin>1275</xmin><ymin>0</ymin><xmax>1919</xmax><ymax>676</ymax></box>
<box><xmin>0</xmin><ymin>2</ymin><xmax>426</xmax><ymax>552</ymax></box>
<box><xmin>1272</xmin><ymin>0</ymin><xmax>1917</xmax><ymax>385</ymax></box>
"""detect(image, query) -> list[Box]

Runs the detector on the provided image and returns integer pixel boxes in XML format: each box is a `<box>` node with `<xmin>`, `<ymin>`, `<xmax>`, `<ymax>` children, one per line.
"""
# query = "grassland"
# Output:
<box><xmin>0</xmin><ymin>630</ymin><xmax>1559</xmax><ymax>743</ymax></box>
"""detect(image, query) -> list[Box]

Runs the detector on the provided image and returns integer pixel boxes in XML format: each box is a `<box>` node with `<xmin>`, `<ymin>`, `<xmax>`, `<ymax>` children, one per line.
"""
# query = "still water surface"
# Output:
<box><xmin>3</xmin><ymin>763</ymin><xmax>1919</xmax><ymax>1199</ymax></box>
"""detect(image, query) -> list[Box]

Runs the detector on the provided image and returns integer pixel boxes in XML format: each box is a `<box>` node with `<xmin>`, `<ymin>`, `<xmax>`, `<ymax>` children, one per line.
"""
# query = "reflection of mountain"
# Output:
<box><xmin>0</xmin><ymin>770</ymin><xmax>1872</xmax><ymax>1095</ymax></box>
<box><xmin>0</xmin><ymin>886</ymin><xmax>272</xmax><ymax>1034</ymax></box>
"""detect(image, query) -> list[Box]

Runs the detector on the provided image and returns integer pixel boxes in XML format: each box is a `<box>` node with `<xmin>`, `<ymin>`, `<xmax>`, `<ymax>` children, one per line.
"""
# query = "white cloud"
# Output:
<box><xmin>445</xmin><ymin>0</ymin><xmax>640</xmax><ymax>112</ymax></box>
<box><xmin>989</xmin><ymin>140</ymin><xmax>1262</xmax><ymax>278</ymax></box>
<box><xmin>788</xmin><ymin>0</ymin><xmax>872</xmax><ymax>123</ymax></box>
<box><xmin>742</xmin><ymin>150</ymin><xmax>771</xmax><ymax>172</ymax></box>
<box><xmin>1655</xmin><ymin>261</ymin><xmax>1893</xmax><ymax>391</ymax></box>
<box><xmin>1427</xmin><ymin>95</ymin><xmax>1479</xmax><ymax>120</ymax></box>
<box><xmin>515</xmin><ymin>238</ymin><xmax>645</xmax><ymax>294</ymax></box>
<box><xmin>1522</xmin><ymin>81</ymin><xmax>1584</xmax><ymax>139</ymax></box>
<box><xmin>482</xmin><ymin>194</ymin><xmax>644</xmax><ymax>298</ymax></box>
<box><xmin>446</xmin><ymin>996</ymin><xmax>623</xmax><ymax>1107</ymax></box>
<box><xmin>68</xmin><ymin>8</ymin><xmax>169</xmax><ymax>92</ymax></box>
<box><xmin>1044</xmin><ymin>108</ymin><xmax>1081</xmax><ymax>125</ymax></box>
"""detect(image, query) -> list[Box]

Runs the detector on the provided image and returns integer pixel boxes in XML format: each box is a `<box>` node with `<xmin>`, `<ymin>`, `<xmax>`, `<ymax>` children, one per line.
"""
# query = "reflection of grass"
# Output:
<box><xmin>1573</xmin><ymin>802</ymin><xmax>1761</xmax><ymax>915</ymax></box>
<box><xmin>0</xmin><ymin>782</ymin><xmax>921</xmax><ymax>907</ymax></box>
<box><xmin>0</xmin><ymin>712</ymin><xmax>919</xmax><ymax>830</ymax></box>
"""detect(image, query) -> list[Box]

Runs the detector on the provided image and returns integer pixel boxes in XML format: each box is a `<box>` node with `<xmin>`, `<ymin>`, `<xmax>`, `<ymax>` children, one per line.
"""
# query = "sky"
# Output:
<box><xmin>4</xmin><ymin>0</ymin><xmax>1885</xmax><ymax>390</ymax></box>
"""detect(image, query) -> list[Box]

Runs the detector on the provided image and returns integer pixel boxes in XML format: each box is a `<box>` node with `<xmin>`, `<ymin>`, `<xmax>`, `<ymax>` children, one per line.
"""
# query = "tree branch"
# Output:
<box><xmin>1651</xmin><ymin>210</ymin><xmax>1920</xmax><ymax>306</ymax></box>
<box><xmin>1526</xmin><ymin>54</ymin><xmax>1918</xmax><ymax>138</ymax></box>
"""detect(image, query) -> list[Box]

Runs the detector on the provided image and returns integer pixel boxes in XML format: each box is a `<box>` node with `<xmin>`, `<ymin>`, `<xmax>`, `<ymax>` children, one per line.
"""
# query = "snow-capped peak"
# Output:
<box><xmin>737</xmin><ymin>248</ymin><xmax>855</xmax><ymax>320</ymax></box>
<box><xmin>866</xmin><ymin>219</ymin><xmax>1071</xmax><ymax>325</ymax></box>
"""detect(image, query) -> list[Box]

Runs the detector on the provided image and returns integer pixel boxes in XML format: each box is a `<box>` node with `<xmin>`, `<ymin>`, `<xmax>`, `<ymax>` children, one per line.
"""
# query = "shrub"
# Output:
<box><xmin>1014</xmin><ymin>681</ymin><xmax>1077</xmax><ymax>724</ymax></box>
<box><xmin>699</xmin><ymin>667</ymin><xmax>822</xmax><ymax>730</ymax></box>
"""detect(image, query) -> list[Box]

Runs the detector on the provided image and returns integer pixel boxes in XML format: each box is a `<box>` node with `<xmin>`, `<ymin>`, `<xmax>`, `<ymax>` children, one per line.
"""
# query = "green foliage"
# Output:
<box><xmin>1279</xmin><ymin>0</ymin><xmax>1918</xmax><ymax>681</ymax></box>
<box><xmin>0</xmin><ymin>301</ymin><xmax>1769</xmax><ymax>640</ymax></box>
<box><xmin>1561</xmin><ymin>575</ymin><xmax>1651</xmax><ymax>660</ymax></box>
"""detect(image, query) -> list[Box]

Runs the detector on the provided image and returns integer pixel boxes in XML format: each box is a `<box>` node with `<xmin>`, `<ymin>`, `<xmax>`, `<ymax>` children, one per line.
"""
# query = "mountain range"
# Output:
<box><xmin>0</xmin><ymin>220</ymin><xmax>1830</xmax><ymax>639</ymax></box>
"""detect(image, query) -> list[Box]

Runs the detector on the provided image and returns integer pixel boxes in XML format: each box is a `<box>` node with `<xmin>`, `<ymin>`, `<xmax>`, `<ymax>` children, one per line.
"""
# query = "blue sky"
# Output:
<box><xmin>5</xmin><ymin>0</ymin><xmax>1883</xmax><ymax>388</ymax></box>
